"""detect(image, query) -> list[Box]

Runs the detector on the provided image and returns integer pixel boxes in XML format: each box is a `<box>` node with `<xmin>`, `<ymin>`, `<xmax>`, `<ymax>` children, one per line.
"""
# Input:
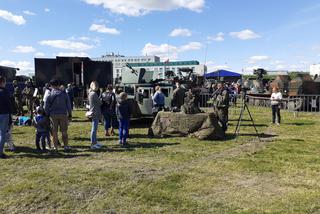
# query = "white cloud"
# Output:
<box><xmin>39</xmin><ymin>40</ymin><xmax>94</xmax><ymax>51</ymax></box>
<box><xmin>89</xmin><ymin>24</ymin><xmax>120</xmax><ymax>35</ymax></box>
<box><xmin>243</xmin><ymin>66</ymin><xmax>261</xmax><ymax>74</ymax></box>
<box><xmin>23</xmin><ymin>10</ymin><xmax>36</xmax><ymax>16</ymax></box>
<box><xmin>12</xmin><ymin>45</ymin><xmax>36</xmax><ymax>53</ymax></box>
<box><xmin>0</xmin><ymin>9</ymin><xmax>26</xmax><ymax>25</ymax></box>
<box><xmin>312</xmin><ymin>45</ymin><xmax>320</xmax><ymax>50</ymax></box>
<box><xmin>35</xmin><ymin>52</ymin><xmax>45</xmax><ymax>57</ymax></box>
<box><xmin>57</xmin><ymin>52</ymin><xmax>89</xmax><ymax>57</ymax></box>
<box><xmin>169</xmin><ymin>28</ymin><xmax>192</xmax><ymax>37</ymax></box>
<box><xmin>270</xmin><ymin>60</ymin><xmax>284</xmax><ymax>65</ymax></box>
<box><xmin>83</xmin><ymin>0</ymin><xmax>205</xmax><ymax>16</ymax></box>
<box><xmin>142</xmin><ymin>43</ymin><xmax>179</xmax><ymax>60</ymax></box>
<box><xmin>276</xmin><ymin>64</ymin><xmax>287</xmax><ymax>70</ymax></box>
<box><xmin>142</xmin><ymin>42</ymin><xmax>202</xmax><ymax>61</ymax></box>
<box><xmin>230</xmin><ymin>29</ymin><xmax>260</xmax><ymax>40</ymax></box>
<box><xmin>248</xmin><ymin>55</ymin><xmax>270</xmax><ymax>64</ymax></box>
<box><xmin>207</xmin><ymin>32</ymin><xmax>224</xmax><ymax>42</ymax></box>
<box><xmin>205</xmin><ymin>61</ymin><xmax>229</xmax><ymax>71</ymax></box>
<box><xmin>0</xmin><ymin>60</ymin><xmax>34</xmax><ymax>74</ymax></box>
<box><xmin>44</xmin><ymin>8</ymin><xmax>50</xmax><ymax>12</ymax></box>
<box><xmin>211</xmin><ymin>65</ymin><xmax>229</xmax><ymax>70</ymax></box>
<box><xmin>180</xmin><ymin>42</ymin><xmax>202</xmax><ymax>51</ymax></box>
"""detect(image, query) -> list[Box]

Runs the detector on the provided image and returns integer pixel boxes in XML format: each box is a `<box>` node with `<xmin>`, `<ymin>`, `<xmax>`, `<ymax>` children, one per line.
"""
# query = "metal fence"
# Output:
<box><xmin>245</xmin><ymin>95</ymin><xmax>320</xmax><ymax>113</ymax></box>
<box><xmin>199</xmin><ymin>93</ymin><xmax>320</xmax><ymax>113</ymax></box>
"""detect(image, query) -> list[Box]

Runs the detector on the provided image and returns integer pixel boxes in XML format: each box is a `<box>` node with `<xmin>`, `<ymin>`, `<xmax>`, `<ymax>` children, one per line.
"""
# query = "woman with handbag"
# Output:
<box><xmin>88</xmin><ymin>81</ymin><xmax>103</xmax><ymax>149</ymax></box>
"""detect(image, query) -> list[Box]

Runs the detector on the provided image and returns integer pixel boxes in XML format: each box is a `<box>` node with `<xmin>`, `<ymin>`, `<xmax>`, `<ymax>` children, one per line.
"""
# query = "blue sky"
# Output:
<box><xmin>1</xmin><ymin>0</ymin><xmax>320</xmax><ymax>75</ymax></box>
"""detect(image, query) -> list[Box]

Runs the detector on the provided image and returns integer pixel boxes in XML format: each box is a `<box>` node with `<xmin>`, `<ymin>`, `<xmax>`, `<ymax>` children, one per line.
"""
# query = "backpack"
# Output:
<box><xmin>102</xmin><ymin>92</ymin><xmax>115</xmax><ymax>108</ymax></box>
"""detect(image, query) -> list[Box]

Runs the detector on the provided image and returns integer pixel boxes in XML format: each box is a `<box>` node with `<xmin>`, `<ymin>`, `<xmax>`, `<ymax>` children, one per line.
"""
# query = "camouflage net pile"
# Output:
<box><xmin>149</xmin><ymin>111</ymin><xmax>225</xmax><ymax>140</ymax></box>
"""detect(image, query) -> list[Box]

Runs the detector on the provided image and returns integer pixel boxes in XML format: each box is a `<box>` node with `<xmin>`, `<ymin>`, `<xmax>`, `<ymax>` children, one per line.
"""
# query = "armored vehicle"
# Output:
<box><xmin>119</xmin><ymin>65</ymin><xmax>174</xmax><ymax>118</ymax></box>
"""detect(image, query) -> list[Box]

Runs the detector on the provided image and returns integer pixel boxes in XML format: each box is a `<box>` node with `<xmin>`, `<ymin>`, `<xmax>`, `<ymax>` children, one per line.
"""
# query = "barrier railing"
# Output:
<box><xmin>246</xmin><ymin>95</ymin><xmax>320</xmax><ymax>112</ymax></box>
<box><xmin>199</xmin><ymin>93</ymin><xmax>320</xmax><ymax>113</ymax></box>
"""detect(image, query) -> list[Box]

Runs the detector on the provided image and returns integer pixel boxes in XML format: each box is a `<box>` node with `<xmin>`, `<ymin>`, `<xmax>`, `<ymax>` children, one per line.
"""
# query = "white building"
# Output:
<box><xmin>310</xmin><ymin>64</ymin><xmax>320</xmax><ymax>76</ymax></box>
<box><xmin>95</xmin><ymin>53</ymin><xmax>160</xmax><ymax>80</ymax></box>
<box><xmin>128</xmin><ymin>61</ymin><xmax>207</xmax><ymax>79</ymax></box>
<box><xmin>267</xmin><ymin>70</ymin><xmax>289</xmax><ymax>76</ymax></box>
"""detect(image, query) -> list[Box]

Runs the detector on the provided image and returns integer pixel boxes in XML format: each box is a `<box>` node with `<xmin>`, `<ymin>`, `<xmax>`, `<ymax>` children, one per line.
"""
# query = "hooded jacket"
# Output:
<box><xmin>116</xmin><ymin>99</ymin><xmax>131</xmax><ymax>120</ymax></box>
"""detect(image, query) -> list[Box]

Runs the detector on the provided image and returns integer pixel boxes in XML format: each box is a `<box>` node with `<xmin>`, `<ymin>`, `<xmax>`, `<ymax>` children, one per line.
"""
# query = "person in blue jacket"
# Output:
<box><xmin>116</xmin><ymin>92</ymin><xmax>131</xmax><ymax>145</ymax></box>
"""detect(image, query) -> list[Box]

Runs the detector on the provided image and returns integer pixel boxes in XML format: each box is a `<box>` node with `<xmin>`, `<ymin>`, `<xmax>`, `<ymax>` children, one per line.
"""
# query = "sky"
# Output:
<box><xmin>1</xmin><ymin>0</ymin><xmax>320</xmax><ymax>75</ymax></box>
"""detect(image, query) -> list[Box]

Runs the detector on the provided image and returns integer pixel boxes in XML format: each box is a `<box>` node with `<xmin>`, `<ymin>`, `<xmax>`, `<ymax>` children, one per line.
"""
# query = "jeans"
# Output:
<box><xmin>36</xmin><ymin>131</ymin><xmax>49</xmax><ymax>150</ymax></box>
<box><xmin>91</xmin><ymin>118</ymin><xmax>99</xmax><ymax>144</ymax></box>
<box><xmin>118</xmin><ymin>119</ymin><xmax>129</xmax><ymax>143</ymax></box>
<box><xmin>0</xmin><ymin>114</ymin><xmax>9</xmax><ymax>155</ymax></box>
<box><xmin>272</xmin><ymin>105</ymin><xmax>281</xmax><ymax>123</ymax></box>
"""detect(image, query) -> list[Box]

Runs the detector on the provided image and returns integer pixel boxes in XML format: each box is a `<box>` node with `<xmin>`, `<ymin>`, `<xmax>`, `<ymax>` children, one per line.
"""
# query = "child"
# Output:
<box><xmin>116</xmin><ymin>92</ymin><xmax>131</xmax><ymax>145</ymax></box>
<box><xmin>33</xmin><ymin>106</ymin><xmax>51</xmax><ymax>152</ymax></box>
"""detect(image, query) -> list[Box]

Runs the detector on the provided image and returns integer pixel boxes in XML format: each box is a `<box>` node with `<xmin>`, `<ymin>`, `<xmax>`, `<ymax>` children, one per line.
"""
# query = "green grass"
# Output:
<box><xmin>1</xmin><ymin>106</ymin><xmax>320</xmax><ymax>213</ymax></box>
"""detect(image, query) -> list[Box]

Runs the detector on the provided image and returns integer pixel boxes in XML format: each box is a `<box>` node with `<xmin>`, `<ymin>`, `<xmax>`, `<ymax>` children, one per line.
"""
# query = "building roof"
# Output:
<box><xmin>128</xmin><ymin>60</ymin><xmax>200</xmax><ymax>67</ymax></box>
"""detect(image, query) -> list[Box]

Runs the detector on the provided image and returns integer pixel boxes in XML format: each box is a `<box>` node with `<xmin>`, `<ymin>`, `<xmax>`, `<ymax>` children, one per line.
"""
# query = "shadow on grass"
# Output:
<box><xmin>238</xmin><ymin>133</ymin><xmax>277</xmax><ymax>138</ymax></box>
<box><xmin>285</xmin><ymin>122</ymin><xmax>316</xmax><ymax>126</ymax></box>
<box><xmin>71</xmin><ymin>119</ymin><xmax>90</xmax><ymax>123</ymax></box>
<box><xmin>228</xmin><ymin>123</ymin><xmax>268</xmax><ymax>127</ymax></box>
<box><xmin>73</xmin><ymin>137</ymin><xmax>119</xmax><ymax>142</ymax></box>
<box><xmin>10</xmin><ymin>146</ymin><xmax>91</xmax><ymax>159</ymax></box>
<box><xmin>72</xmin><ymin>142</ymin><xmax>180</xmax><ymax>153</ymax></box>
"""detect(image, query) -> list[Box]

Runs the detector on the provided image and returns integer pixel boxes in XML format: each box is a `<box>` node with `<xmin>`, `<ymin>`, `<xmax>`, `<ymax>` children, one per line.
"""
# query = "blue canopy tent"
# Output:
<box><xmin>204</xmin><ymin>70</ymin><xmax>242</xmax><ymax>78</ymax></box>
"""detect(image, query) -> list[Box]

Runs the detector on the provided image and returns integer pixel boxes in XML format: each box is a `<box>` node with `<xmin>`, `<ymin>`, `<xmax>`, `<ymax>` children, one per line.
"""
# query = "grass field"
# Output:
<box><xmin>1</xmin><ymin>106</ymin><xmax>320</xmax><ymax>214</ymax></box>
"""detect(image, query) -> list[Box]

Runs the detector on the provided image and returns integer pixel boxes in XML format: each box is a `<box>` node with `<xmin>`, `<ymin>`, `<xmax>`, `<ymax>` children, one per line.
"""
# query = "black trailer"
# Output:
<box><xmin>0</xmin><ymin>65</ymin><xmax>17</xmax><ymax>82</ymax></box>
<box><xmin>35</xmin><ymin>57</ymin><xmax>113</xmax><ymax>87</ymax></box>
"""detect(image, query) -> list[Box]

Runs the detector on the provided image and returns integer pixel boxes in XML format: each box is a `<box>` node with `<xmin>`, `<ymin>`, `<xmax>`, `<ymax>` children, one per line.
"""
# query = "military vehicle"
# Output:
<box><xmin>119</xmin><ymin>64</ymin><xmax>174</xmax><ymax>118</ymax></box>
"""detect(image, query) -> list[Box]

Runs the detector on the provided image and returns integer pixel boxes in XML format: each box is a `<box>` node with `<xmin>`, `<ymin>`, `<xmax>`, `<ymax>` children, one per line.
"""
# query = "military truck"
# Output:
<box><xmin>119</xmin><ymin>65</ymin><xmax>174</xmax><ymax>118</ymax></box>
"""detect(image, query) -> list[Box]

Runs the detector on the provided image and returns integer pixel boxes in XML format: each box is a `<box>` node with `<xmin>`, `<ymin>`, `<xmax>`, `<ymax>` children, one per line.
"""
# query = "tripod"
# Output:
<box><xmin>234</xmin><ymin>95</ymin><xmax>261</xmax><ymax>142</ymax></box>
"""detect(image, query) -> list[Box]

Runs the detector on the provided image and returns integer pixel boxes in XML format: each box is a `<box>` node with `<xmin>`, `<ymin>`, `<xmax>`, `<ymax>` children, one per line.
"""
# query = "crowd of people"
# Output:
<box><xmin>0</xmin><ymin>75</ymin><xmax>283</xmax><ymax>159</ymax></box>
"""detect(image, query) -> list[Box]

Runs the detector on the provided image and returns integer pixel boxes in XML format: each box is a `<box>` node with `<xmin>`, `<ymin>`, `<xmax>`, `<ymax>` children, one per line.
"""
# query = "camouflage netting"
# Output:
<box><xmin>149</xmin><ymin>111</ymin><xmax>225</xmax><ymax>140</ymax></box>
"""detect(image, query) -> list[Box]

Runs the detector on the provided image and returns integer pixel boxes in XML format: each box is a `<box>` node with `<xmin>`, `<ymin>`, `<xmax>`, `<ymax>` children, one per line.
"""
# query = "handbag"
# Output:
<box><xmin>85</xmin><ymin>111</ymin><xmax>94</xmax><ymax>119</ymax></box>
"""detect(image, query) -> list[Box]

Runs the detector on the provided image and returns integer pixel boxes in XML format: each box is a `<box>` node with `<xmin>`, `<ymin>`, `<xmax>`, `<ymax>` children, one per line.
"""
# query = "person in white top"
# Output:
<box><xmin>270</xmin><ymin>87</ymin><xmax>282</xmax><ymax>125</ymax></box>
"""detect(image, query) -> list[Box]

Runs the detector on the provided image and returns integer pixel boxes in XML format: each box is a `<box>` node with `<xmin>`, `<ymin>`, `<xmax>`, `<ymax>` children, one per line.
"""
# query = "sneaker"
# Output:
<box><xmin>96</xmin><ymin>142</ymin><xmax>103</xmax><ymax>148</ymax></box>
<box><xmin>91</xmin><ymin>144</ymin><xmax>101</xmax><ymax>149</ymax></box>
<box><xmin>276</xmin><ymin>122</ymin><xmax>280</xmax><ymax>126</ymax></box>
<box><xmin>8</xmin><ymin>145</ymin><xmax>16</xmax><ymax>152</ymax></box>
<box><xmin>105</xmin><ymin>131</ymin><xmax>110</xmax><ymax>136</ymax></box>
<box><xmin>118</xmin><ymin>140</ymin><xmax>122</xmax><ymax>145</ymax></box>
<box><xmin>64</xmin><ymin>146</ymin><xmax>72</xmax><ymax>152</ymax></box>
<box><xmin>0</xmin><ymin>153</ymin><xmax>8</xmax><ymax>159</ymax></box>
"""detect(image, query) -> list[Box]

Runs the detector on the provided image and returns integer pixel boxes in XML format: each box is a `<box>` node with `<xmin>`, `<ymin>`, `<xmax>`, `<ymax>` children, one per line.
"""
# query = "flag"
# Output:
<box><xmin>164</xmin><ymin>59</ymin><xmax>169</xmax><ymax>64</ymax></box>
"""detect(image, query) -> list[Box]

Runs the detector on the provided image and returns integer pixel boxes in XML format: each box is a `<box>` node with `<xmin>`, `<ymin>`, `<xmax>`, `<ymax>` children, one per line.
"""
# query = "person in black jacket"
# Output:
<box><xmin>101</xmin><ymin>84</ymin><xmax>117</xmax><ymax>136</ymax></box>
<box><xmin>0</xmin><ymin>76</ymin><xmax>12</xmax><ymax>159</ymax></box>
<box><xmin>116</xmin><ymin>92</ymin><xmax>131</xmax><ymax>145</ymax></box>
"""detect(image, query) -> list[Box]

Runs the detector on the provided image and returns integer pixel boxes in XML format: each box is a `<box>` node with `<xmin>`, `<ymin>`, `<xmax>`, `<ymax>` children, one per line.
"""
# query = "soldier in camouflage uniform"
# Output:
<box><xmin>22</xmin><ymin>80</ymin><xmax>35</xmax><ymax>117</ymax></box>
<box><xmin>13</xmin><ymin>80</ymin><xmax>23</xmax><ymax>115</ymax></box>
<box><xmin>213</xmin><ymin>82</ymin><xmax>229</xmax><ymax>132</ymax></box>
